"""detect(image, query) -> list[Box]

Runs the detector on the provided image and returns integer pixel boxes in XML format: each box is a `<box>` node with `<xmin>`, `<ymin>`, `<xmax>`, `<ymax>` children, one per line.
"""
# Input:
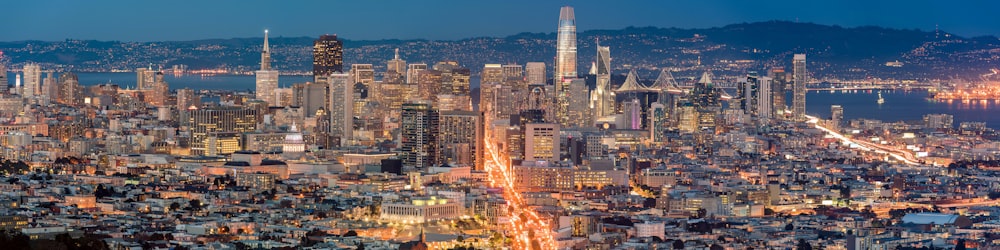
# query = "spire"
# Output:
<box><xmin>394</xmin><ymin>48</ymin><xmax>400</xmax><ymax>60</ymax></box>
<box><xmin>260</xmin><ymin>29</ymin><xmax>272</xmax><ymax>70</ymax></box>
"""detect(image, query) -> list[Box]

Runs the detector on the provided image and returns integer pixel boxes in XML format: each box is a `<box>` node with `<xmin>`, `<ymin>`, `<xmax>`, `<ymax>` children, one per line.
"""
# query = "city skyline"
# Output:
<box><xmin>4</xmin><ymin>0</ymin><xmax>1000</xmax><ymax>42</ymax></box>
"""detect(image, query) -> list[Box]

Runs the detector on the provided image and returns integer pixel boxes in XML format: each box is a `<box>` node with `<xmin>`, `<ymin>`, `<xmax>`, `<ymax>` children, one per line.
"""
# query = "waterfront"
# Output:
<box><xmin>6</xmin><ymin>72</ymin><xmax>997</xmax><ymax>129</ymax></box>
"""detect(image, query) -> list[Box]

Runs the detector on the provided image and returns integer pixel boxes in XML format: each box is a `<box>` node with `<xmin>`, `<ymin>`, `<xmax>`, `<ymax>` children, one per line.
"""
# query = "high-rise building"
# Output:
<box><xmin>591</xmin><ymin>42</ymin><xmax>613</xmax><ymax>119</ymax></box>
<box><xmin>22</xmin><ymin>63</ymin><xmax>41</xmax><ymax>98</ymax></box>
<box><xmin>566</xmin><ymin>78</ymin><xmax>591</xmax><ymax>127</ymax></box>
<box><xmin>768</xmin><ymin>68</ymin><xmax>788</xmax><ymax>118</ymax></box>
<box><xmin>189</xmin><ymin>107</ymin><xmax>259</xmax><ymax>155</ymax></box>
<box><xmin>438</xmin><ymin>111</ymin><xmax>483</xmax><ymax>170</ymax></box>
<box><xmin>741</xmin><ymin>73</ymin><xmax>773</xmax><ymax>120</ymax></box>
<box><xmin>830</xmin><ymin>105</ymin><xmax>843</xmax><ymax>130</ymax></box>
<box><xmin>406</xmin><ymin>63</ymin><xmax>428</xmax><ymax>84</ymax></box>
<box><xmin>623</xmin><ymin>98</ymin><xmax>642</xmax><ymax>130</ymax></box>
<box><xmin>256</xmin><ymin>30</ymin><xmax>279</xmax><ymax>105</ymax></box>
<box><xmin>176</xmin><ymin>88</ymin><xmax>200</xmax><ymax>111</ymax></box>
<box><xmin>793</xmin><ymin>54</ymin><xmax>807</xmax><ymax>121</ymax></box>
<box><xmin>524</xmin><ymin>123</ymin><xmax>560</xmax><ymax>163</ymax></box>
<box><xmin>555</xmin><ymin>6</ymin><xmax>578</xmax><ymax>126</ymax></box>
<box><xmin>387</xmin><ymin>48</ymin><xmax>406</xmax><ymax>75</ymax></box>
<box><xmin>756</xmin><ymin>77</ymin><xmax>773</xmax><ymax>120</ymax></box>
<box><xmin>401</xmin><ymin>101</ymin><xmax>439</xmax><ymax>169</ymax></box>
<box><xmin>58</xmin><ymin>73</ymin><xmax>81</xmax><ymax>106</ymax></box>
<box><xmin>502</xmin><ymin>64</ymin><xmax>523</xmax><ymax>81</ymax></box>
<box><xmin>136</xmin><ymin>67</ymin><xmax>154</xmax><ymax>90</ymax></box>
<box><xmin>351</xmin><ymin>64</ymin><xmax>375</xmax><ymax>86</ymax></box>
<box><xmin>525</xmin><ymin>62</ymin><xmax>546</xmax><ymax>85</ymax></box>
<box><xmin>0</xmin><ymin>62</ymin><xmax>7</xmax><ymax>94</ymax></box>
<box><xmin>42</xmin><ymin>71</ymin><xmax>57</xmax><ymax>100</ymax></box>
<box><xmin>327</xmin><ymin>73</ymin><xmax>353</xmax><ymax>146</ymax></box>
<box><xmin>482</xmin><ymin>64</ymin><xmax>504</xmax><ymax>85</ymax></box>
<box><xmin>313</xmin><ymin>34</ymin><xmax>344</xmax><ymax>78</ymax></box>
<box><xmin>292</xmin><ymin>82</ymin><xmax>328</xmax><ymax>117</ymax></box>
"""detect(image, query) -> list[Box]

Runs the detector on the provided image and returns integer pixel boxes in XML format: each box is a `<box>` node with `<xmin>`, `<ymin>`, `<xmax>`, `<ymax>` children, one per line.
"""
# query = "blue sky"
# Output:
<box><xmin>3</xmin><ymin>0</ymin><xmax>999</xmax><ymax>41</ymax></box>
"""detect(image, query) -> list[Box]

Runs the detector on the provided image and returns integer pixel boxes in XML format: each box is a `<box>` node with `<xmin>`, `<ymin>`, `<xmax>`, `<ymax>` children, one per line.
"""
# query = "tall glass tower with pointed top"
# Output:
<box><xmin>591</xmin><ymin>40</ymin><xmax>612</xmax><ymax>119</ymax></box>
<box><xmin>255</xmin><ymin>30</ymin><xmax>279</xmax><ymax>105</ymax></box>
<box><xmin>555</xmin><ymin>6</ymin><xmax>577</xmax><ymax>126</ymax></box>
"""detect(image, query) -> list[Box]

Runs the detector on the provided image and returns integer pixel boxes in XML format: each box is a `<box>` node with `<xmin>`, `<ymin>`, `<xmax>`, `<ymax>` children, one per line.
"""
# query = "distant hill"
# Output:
<box><xmin>1</xmin><ymin>21</ymin><xmax>997</xmax><ymax>81</ymax></box>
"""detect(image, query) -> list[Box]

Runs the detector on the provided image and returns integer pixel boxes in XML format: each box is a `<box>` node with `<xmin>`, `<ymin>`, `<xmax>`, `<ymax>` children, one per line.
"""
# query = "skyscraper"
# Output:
<box><xmin>137</xmin><ymin>67</ymin><xmax>155</xmax><ymax>90</ymax></box>
<box><xmin>176</xmin><ymin>88</ymin><xmax>200</xmax><ymax>111</ymax></box>
<box><xmin>401</xmin><ymin>101</ymin><xmax>439</xmax><ymax>169</ymax></box>
<box><xmin>525</xmin><ymin>62</ymin><xmax>546</xmax><ymax>85</ymax></box>
<box><xmin>555</xmin><ymin>6</ymin><xmax>578</xmax><ymax>126</ymax></box>
<box><xmin>327</xmin><ymin>73</ymin><xmax>353</xmax><ymax>146</ymax></box>
<box><xmin>768</xmin><ymin>67</ymin><xmax>788</xmax><ymax>118</ymax></box>
<box><xmin>387</xmin><ymin>48</ymin><xmax>406</xmax><ymax>75</ymax></box>
<box><xmin>566</xmin><ymin>78</ymin><xmax>591</xmax><ymax>127</ymax></box>
<box><xmin>22</xmin><ymin>63</ymin><xmax>41</xmax><ymax>98</ymax></box>
<box><xmin>313</xmin><ymin>34</ymin><xmax>344</xmax><ymax>78</ymax></box>
<box><xmin>189</xmin><ymin>107</ymin><xmax>259</xmax><ymax>156</ymax></box>
<box><xmin>831</xmin><ymin>105</ymin><xmax>843</xmax><ymax>130</ymax></box>
<box><xmin>0</xmin><ymin>62</ymin><xmax>7</xmax><ymax>94</ymax></box>
<box><xmin>591</xmin><ymin>41</ymin><xmax>613</xmax><ymax>119</ymax></box>
<box><xmin>406</xmin><ymin>63</ymin><xmax>428</xmax><ymax>84</ymax></box>
<box><xmin>793</xmin><ymin>54</ymin><xmax>807</xmax><ymax>121</ymax></box>
<box><xmin>256</xmin><ymin>30</ymin><xmax>279</xmax><ymax>105</ymax></box>
<box><xmin>438</xmin><ymin>110</ymin><xmax>483</xmax><ymax>170</ymax></box>
<box><xmin>58</xmin><ymin>73</ymin><xmax>81</xmax><ymax>106</ymax></box>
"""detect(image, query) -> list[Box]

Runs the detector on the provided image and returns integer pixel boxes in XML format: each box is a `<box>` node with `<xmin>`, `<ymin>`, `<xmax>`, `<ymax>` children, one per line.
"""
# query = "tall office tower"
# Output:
<box><xmin>176</xmin><ymin>88</ymin><xmax>200</xmax><ymax>111</ymax></box>
<box><xmin>292</xmin><ymin>82</ymin><xmax>329</xmax><ymax>117</ymax></box>
<box><xmin>351</xmin><ymin>64</ymin><xmax>375</xmax><ymax>86</ymax></box>
<box><xmin>431</xmin><ymin>61</ymin><xmax>472</xmax><ymax>111</ymax></box>
<box><xmin>482</xmin><ymin>64</ymin><xmax>503</xmax><ymax>84</ymax></box>
<box><xmin>0</xmin><ymin>62</ymin><xmax>8</xmax><ymax>94</ymax></box>
<box><xmin>327</xmin><ymin>73</ymin><xmax>353</xmax><ymax>146</ymax></box>
<box><xmin>14</xmin><ymin>74</ymin><xmax>20</xmax><ymax>95</ymax></box>
<box><xmin>555</xmin><ymin>6</ymin><xmax>578</xmax><ymax>126</ymax></box>
<box><xmin>58</xmin><ymin>73</ymin><xmax>80</xmax><ymax>105</ymax></box>
<box><xmin>387</xmin><ymin>48</ymin><xmax>406</xmax><ymax>75</ymax></box>
<box><xmin>136</xmin><ymin>66</ymin><xmax>156</xmax><ymax>90</ymax></box>
<box><xmin>401</xmin><ymin>101</ymin><xmax>439</xmax><ymax>169</ymax></box>
<box><xmin>153</xmin><ymin>72</ymin><xmax>170</xmax><ymax>106</ymax></box>
<box><xmin>623</xmin><ymin>98</ymin><xmax>642</xmax><ymax>130</ymax></box>
<box><xmin>42</xmin><ymin>71</ymin><xmax>57</xmax><ymax>100</ymax></box>
<box><xmin>189</xmin><ymin>107</ymin><xmax>259</xmax><ymax>155</ymax></box>
<box><xmin>406</xmin><ymin>63</ymin><xmax>427</xmax><ymax>84</ymax></box>
<box><xmin>502</xmin><ymin>64</ymin><xmax>523</xmax><ymax>81</ymax></box>
<box><xmin>256</xmin><ymin>30</ymin><xmax>279</xmax><ymax>105</ymax></box>
<box><xmin>692</xmin><ymin>72</ymin><xmax>721</xmax><ymax>130</ymax></box>
<box><xmin>22</xmin><ymin>63</ymin><xmax>41</xmax><ymax>98</ymax></box>
<box><xmin>649</xmin><ymin>103</ymin><xmax>669</xmax><ymax>142</ymax></box>
<box><xmin>566</xmin><ymin>78</ymin><xmax>591</xmax><ymax>127</ymax></box>
<box><xmin>313</xmin><ymin>34</ymin><xmax>344</xmax><ymax>78</ymax></box>
<box><xmin>756</xmin><ymin>77</ymin><xmax>773</xmax><ymax>120</ymax></box>
<box><xmin>768</xmin><ymin>67</ymin><xmax>788</xmax><ymax>118</ymax></box>
<box><xmin>740</xmin><ymin>73</ymin><xmax>757</xmax><ymax>115</ymax></box>
<box><xmin>792</xmin><ymin>54</ymin><xmax>807</xmax><ymax>121</ymax></box>
<box><xmin>591</xmin><ymin>42</ymin><xmax>613</xmax><ymax>119</ymax></box>
<box><xmin>524</xmin><ymin>122</ymin><xmax>560</xmax><ymax>163</ymax></box>
<box><xmin>438</xmin><ymin>111</ymin><xmax>483</xmax><ymax>170</ymax></box>
<box><xmin>525</xmin><ymin>62</ymin><xmax>546</xmax><ymax>85</ymax></box>
<box><xmin>830</xmin><ymin>105</ymin><xmax>843</xmax><ymax>130</ymax></box>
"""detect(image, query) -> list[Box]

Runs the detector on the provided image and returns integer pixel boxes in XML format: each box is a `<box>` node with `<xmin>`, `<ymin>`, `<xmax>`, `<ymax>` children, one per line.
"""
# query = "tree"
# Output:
<box><xmin>796</xmin><ymin>239</ymin><xmax>813</xmax><ymax>250</ymax></box>
<box><xmin>643</xmin><ymin>198</ymin><xmax>657</xmax><ymax>208</ymax></box>
<box><xmin>169</xmin><ymin>202</ymin><xmax>181</xmax><ymax>211</ymax></box>
<box><xmin>785</xmin><ymin>223</ymin><xmax>794</xmax><ymax>231</ymax></box>
<box><xmin>343</xmin><ymin>230</ymin><xmax>358</xmax><ymax>237</ymax></box>
<box><xmin>955</xmin><ymin>239</ymin><xmax>967</xmax><ymax>250</ymax></box>
<box><xmin>189</xmin><ymin>199</ymin><xmax>202</xmax><ymax>211</ymax></box>
<box><xmin>673</xmin><ymin>239</ymin><xmax>685</xmax><ymax>249</ymax></box>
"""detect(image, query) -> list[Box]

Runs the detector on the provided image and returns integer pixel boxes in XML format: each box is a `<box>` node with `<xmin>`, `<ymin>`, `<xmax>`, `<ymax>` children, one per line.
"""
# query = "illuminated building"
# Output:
<box><xmin>327</xmin><ymin>73</ymin><xmax>354</xmax><ymax>146</ymax></box>
<box><xmin>525</xmin><ymin>62</ymin><xmax>546</xmax><ymax>85</ymax></box>
<box><xmin>189</xmin><ymin>107</ymin><xmax>259</xmax><ymax>156</ymax></box>
<box><xmin>406</xmin><ymin>63</ymin><xmax>427</xmax><ymax>84</ymax></box>
<box><xmin>313</xmin><ymin>34</ymin><xmax>344</xmax><ymax>78</ymax></box>
<box><xmin>923</xmin><ymin>113</ymin><xmax>954</xmax><ymax>129</ymax></box>
<box><xmin>649</xmin><ymin>103</ymin><xmax>668</xmax><ymax>142</ymax></box>
<box><xmin>176</xmin><ymin>88</ymin><xmax>200</xmax><ymax>111</ymax></box>
<box><xmin>57</xmin><ymin>73</ymin><xmax>81</xmax><ymax>106</ymax></box>
<box><xmin>22</xmin><ymin>63</ymin><xmax>41</xmax><ymax>98</ymax></box>
<box><xmin>206</xmin><ymin>132</ymin><xmax>242</xmax><ymax>156</ymax></box>
<box><xmin>591</xmin><ymin>42</ymin><xmax>613</xmax><ymax>119</ymax></box>
<box><xmin>566</xmin><ymin>78</ymin><xmax>591</xmax><ymax>127</ymax></box>
<box><xmin>379</xmin><ymin>196</ymin><xmax>462</xmax><ymax>223</ymax></box>
<box><xmin>793</xmin><ymin>53</ymin><xmax>807</xmax><ymax>121</ymax></box>
<box><xmin>401</xmin><ymin>101</ymin><xmax>439</xmax><ymax>169</ymax></box>
<box><xmin>524</xmin><ymin>123</ymin><xmax>559</xmax><ymax>162</ymax></box>
<box><xmin>502</xmin><ymin>64</ymin><xmax>523</xmax><ymax>81</ymax></box>
<box><xmin>235</xmin><ymin>172</ymin><xmax>276</xmax><ymax>190</ymax></box>
<box><xmin>623</xmin><ymin>98</ymin><xmax>642</xmax><ymax>130</ymax></box>
<box><xmin>0</xmin><ymin>62</ymin><xmax>6</xmax><ymax>94</ymax></box>
<box><xmin>386</xmin><ymin>48</ymin><xmax>406</xmax><ymax>76</ymax></box>
<box><xmin>555</xmin><ymin>6</ymin><xmax>578</xmax><ymax>125</ymax></box>
<box><xmin>768</xmin><ymin>67</ymin><xmax>788</xmax><ymax>117</ymax></box>
<box><xmin>282</xmin><ymin>123</ymin><xmax>305</xmax><ymax>159</ymax></box>
<box><xmin>514</xmin><ymin>160</ymin><xmax>573</xmax><ymax>192</ymax></box>
<box><xmin>740</xmin><ymin>72</ymin><xmax>772</xmax><ymax>120</ymax></box>
<box><xmin>292</xmin><ymin>81</ymin><xmax>328</xmax><ymax>117</ymax></box>
<box><xmin>831</xmin><ymin>105</ymin><xmax>843</xmax><ymax>130</ymax></box>
<box><xmin>437</xmin><ymin>110</ymin><xmax>483</xmax><ymax>170</ymax></box>
<box><xmin>256</xmin><ymin>30</ymin><xmax>279</xmax><ymax>105</ymax></box>
<box><xmin>573</xmin><ymin>159</ymin><xmax>626</xmax><ymax>189</ymax></box>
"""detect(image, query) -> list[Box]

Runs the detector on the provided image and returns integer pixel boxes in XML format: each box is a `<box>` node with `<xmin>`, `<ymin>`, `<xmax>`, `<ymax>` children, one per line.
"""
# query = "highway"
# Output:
<box><xmin>806</xmin><ymin>115</ymin><xmax>922</xmax><ymax>166</ymax></box>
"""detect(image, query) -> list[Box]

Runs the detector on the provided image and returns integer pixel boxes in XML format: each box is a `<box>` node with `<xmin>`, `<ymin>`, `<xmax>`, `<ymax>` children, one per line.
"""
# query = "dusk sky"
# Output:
<box><xmin>4</xmin><ymin>0</ymin><xmax>1000</xmax><ymax>41</ymax></box>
